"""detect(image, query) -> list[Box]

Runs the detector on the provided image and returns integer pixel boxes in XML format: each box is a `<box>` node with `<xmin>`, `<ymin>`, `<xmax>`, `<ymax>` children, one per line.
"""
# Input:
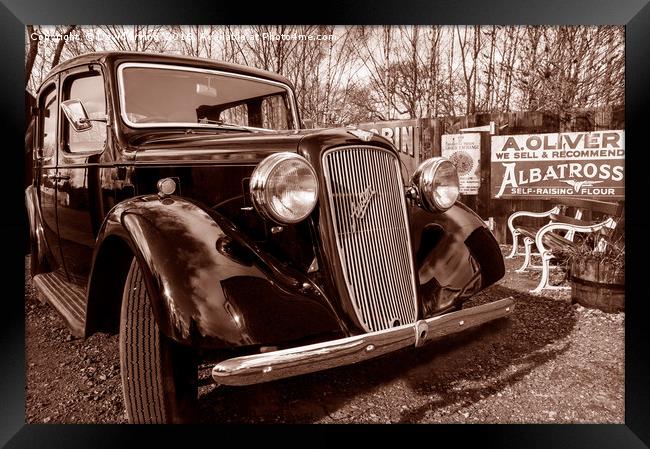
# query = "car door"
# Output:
<box><xmin>56</xmin><ymin>66</ymin><xmax>109</xmax><ymax>285</ymax></box>
<box><xmin>35</xmin><ymin>78</ymin><xmax>66</xmax><ymax>272</ymax></box>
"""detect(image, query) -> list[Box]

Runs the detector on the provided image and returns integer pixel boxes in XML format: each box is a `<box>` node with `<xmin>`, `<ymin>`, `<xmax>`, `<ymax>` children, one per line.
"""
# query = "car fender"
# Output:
<box><xmin>88</xmin><ymin>194</ymin><xmax>342</xmax><ymax>349</ymax></box>
<box><xmin>409</xmin><ymin>201</ymin><xmax>505</xmax><ymax>316</ymax></box>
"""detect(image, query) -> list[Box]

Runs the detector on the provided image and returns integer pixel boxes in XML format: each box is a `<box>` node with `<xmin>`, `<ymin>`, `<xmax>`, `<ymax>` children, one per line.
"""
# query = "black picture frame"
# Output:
<box><xmin>1</xmin><ymin>0</ymin><xmax>648</xmax><ymax>447</ymax></box>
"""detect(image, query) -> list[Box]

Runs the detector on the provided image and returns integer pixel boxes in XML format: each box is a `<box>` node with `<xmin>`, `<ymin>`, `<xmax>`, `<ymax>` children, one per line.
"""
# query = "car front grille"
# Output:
<box><xmin>322</xmin><ymin>145</ymin><xmax>418</xmax><ymax>332</ymax></box>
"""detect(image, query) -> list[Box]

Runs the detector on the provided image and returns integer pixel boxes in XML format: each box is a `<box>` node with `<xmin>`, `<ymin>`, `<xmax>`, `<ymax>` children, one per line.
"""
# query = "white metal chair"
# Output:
<box><xmin>506</xmin><ymin>206</ymin><xmax>561</xmax><ymax>260</ymax></box>
<box><xmin>531</xmin><ymin>216</ymin><xmax>617</xmax><ymax>293</ymax></box>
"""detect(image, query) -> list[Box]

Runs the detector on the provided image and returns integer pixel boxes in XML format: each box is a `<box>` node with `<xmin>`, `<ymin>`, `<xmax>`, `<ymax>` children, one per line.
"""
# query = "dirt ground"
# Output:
<box><xmin>25</xmin><ymin>247</ymin><xmax>624</xmax><ymax>424</ymax></box>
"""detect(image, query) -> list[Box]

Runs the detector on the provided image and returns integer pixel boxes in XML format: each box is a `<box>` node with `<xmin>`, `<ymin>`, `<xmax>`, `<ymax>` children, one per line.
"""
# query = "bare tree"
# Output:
<box><xmin>24</xmin><ymin>24</ymin><xmax>624</xmax><ymax>120</ymax></box>
<box><xmin>26</xmin><ymin>25</ymin><xmax>88</xmax><ymax>92</ymax></box>
<box><xmin>510</xmin><ymin>26</ymin><xmax>624</xmax><ymax>115</ymax></box>
<box><xmin>480</xmin><ymin>26</ymin><xmax>497</xmax><ymax>112</ymax></box>
<box><xmin>456</xmin><ymin>25</ymin><xmax>483</xmax><ymax>114</ymax></box>
<box><xmin>348</xmin><ymin>26</ymin><xmax>401</xmax><ymax>120</ymax></box>
<box><xmin>25</xmin><ymin>25</ymin><xmax>39</xmax><ymax>87</ymax></box>
<box><xmin>425</xmin><ymin>26</ymin><xmax>443</xmax><ymax>117</ymax></box>
<box><xmin>390</xmin><ymin>26</ymin><xmax>424</xmax><ymax>118</ymax></box>
<box><xmin>99</xmin><ymin>25</ymin><xmax>170</xmax><ymax>53</ymax></box>
<box><xmin>441</xmin><ymin>29</ymin><xmax>459</xmax><ymax>117</ymax></box>
<box><xmin>51</xmin><ymin>25</ymin><xmax>76</xmax><ymax>68</ymax></box>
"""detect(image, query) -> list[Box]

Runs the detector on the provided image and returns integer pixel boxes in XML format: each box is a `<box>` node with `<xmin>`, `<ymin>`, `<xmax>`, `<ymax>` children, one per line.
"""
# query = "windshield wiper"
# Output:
<box><xmin>197</xmin><ymin>117</ymin><xmax>253</xmax><ymax>132</ymax></box>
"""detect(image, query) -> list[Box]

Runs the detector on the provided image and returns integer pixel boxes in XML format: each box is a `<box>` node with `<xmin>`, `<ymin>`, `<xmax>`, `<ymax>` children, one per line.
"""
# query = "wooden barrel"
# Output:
<box><xmin>570</xmin><ymin>258</ymin><xmax>624</xmax><ymax>313</ymax></box>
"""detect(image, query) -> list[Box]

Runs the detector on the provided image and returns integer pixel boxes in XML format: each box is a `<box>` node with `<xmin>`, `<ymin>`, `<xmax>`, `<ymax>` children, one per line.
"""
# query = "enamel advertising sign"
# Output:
<box><xmin>357</xmin><ymin>119</ymin><xmax>421</xmax><ymax>174</ymax></box>
<box><xmin>441</xmin><ymin>133</ymin><xmax>481</xmax><ymax>195</ymax></box>
<box><xmin>491</xmin><ymin>130</ymin><xmax>624</xmax><ymax>199</ymax></box>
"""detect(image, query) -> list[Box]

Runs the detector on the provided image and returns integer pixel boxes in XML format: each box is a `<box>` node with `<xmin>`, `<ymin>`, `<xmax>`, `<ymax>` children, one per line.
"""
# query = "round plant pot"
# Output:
<box><xmin>570</xmin><ymin>258</ymin><xmax>624</xmax><ymax>313</ymax></box>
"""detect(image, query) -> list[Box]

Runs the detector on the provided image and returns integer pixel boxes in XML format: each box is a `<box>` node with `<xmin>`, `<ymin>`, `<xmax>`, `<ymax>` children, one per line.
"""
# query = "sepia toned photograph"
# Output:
<box><xmin>24</xmin><ymin>24</ymin><xmax>624</xmax><ymax>424</ymax></box>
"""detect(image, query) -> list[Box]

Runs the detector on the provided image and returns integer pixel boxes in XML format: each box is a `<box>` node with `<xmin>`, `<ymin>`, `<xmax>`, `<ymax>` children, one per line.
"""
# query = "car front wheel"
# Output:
<box><xmin>119</xmin><ymin>258</ymin><xmax>198</xmax><ymax>424</ymax></box>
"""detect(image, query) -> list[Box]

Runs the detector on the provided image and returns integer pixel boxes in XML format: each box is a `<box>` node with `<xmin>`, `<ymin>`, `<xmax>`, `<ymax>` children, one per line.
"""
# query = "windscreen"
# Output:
<box><xmin>119</xmin><ymin>64</ymin><xmax>295</xmax><ymax>130</ymax></box>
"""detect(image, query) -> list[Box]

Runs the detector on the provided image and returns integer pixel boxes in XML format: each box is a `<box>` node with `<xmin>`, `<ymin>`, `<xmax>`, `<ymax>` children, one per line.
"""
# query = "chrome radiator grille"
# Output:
<box><xmin>322</xmin><ymin>146</ymin><xmax>418</xmax><ymax>332</ymax></box>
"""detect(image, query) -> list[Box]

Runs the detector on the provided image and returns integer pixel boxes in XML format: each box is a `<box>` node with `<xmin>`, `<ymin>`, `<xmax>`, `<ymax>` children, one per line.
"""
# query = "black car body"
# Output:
<box><xmin>26</xmin><ymin>52</ymin><xmax>511</xmax><ymax>423</ymax></box>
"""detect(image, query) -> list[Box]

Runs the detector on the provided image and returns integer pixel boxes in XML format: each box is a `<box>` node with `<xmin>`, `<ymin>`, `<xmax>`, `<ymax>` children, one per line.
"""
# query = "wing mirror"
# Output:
<box><xmin>61</xmin><ymin>99</ymin><xmax>93</xmax><ymax>132</ymax></box>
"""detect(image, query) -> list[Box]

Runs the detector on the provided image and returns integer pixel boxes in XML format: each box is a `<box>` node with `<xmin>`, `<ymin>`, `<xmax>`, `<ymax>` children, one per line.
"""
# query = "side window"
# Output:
<box><xmin>39</xmin><ymin>86</ymin><xmax>57</xmax><ymax>159</ymax></box>
<box><xmin>261</xmin><ymin>95</ymin><xmax>289</xmax><ymax>130</ymax></box>
<box><xmin>64</xmin><ymin>72</ymin><xmax>106</xmax><ymax>153</ymax></box>
<box><xmin>219</xmin><ymin>103</ymin><xmax>248</xmax><ymax>127</ymax></box>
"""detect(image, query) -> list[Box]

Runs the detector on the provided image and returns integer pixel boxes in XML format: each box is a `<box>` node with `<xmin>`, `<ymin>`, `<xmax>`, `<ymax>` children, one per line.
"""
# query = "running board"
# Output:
<box><xmin>32</xmin><ymin>271</ymin><xmax>86</xmax><ymax>338</ymax></box>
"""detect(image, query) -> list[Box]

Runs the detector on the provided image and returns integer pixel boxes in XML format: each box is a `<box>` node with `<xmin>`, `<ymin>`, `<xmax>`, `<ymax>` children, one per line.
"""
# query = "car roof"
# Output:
<box><xmin>42</xmin><ymin>51</ymin><xmax>294</xmax><ymax>90</ymax></box>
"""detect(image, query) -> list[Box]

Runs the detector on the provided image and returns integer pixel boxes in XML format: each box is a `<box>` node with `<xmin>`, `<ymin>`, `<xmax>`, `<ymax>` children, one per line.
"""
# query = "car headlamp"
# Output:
<box><xmin>250</xmin><ymin>152</ymin><xmax>318</xmax><ymax>224</ymax></box>
<box><xmin>411</xmin><ymin>157</ymin><xmax>460</xmax><ymax>212</ymax></box>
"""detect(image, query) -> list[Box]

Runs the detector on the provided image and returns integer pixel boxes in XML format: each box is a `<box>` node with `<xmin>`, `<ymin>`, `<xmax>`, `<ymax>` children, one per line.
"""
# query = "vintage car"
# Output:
<box><xmin>25</xmin><ymin>51</ymin><xmax>512</xmax><ymax>423</ymax></box>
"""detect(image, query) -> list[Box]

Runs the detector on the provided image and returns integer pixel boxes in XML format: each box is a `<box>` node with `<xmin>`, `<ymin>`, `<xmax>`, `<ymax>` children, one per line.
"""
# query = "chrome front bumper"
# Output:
<box><xmin>212</xmin><ymin>297</ymin><xmax>514</xmax><ymax>386</ymax></box>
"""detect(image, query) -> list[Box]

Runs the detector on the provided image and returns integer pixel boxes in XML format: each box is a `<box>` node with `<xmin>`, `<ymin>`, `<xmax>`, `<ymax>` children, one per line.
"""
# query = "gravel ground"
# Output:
<box><xmin>25</xmin><ymin>247</ymin><xmax>624</xmax><ymax>424</ymax></box>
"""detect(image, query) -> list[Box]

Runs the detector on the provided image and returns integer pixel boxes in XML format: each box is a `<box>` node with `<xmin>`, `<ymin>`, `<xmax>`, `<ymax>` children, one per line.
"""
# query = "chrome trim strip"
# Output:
<box><xmin>322</xmin><ymin>146</ymin><xmax>419</xmax><ymax>332</ymax></box>
<box><xmin>212</xmin><ymin>297</ymin><xmax>515</xmax><ymax>386</ymax></box>
<box><xmin>116</xmin><ymin>62</ymin><xmax>300</xmax><ymax>131</ymax></box>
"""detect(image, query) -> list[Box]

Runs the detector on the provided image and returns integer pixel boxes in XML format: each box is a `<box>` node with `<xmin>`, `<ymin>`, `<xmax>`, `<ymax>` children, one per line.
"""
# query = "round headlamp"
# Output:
<box><xmin>411</xmin><ymin>157</ymin><xmax>460</xmax><ymax>212</ymax></box>
<box><xmin>250</xmin><ymin>152</ymin><xmax>318</xmax><ymax>224</ymax></box>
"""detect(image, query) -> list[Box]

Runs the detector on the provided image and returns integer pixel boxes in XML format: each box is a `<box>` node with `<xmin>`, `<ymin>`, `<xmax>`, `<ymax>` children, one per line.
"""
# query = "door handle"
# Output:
<box><xmin>47</xmin><ymin>174</ymin><xmax>71</xmax><ymax>181</ymax></box>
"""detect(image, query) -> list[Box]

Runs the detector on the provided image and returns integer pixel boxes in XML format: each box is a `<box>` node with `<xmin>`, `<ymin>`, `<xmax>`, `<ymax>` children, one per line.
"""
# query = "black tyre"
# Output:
<box><xmin>119</xmin><ymin>258</ymin><xmax>198</xmax><ymax>424</ymax></box>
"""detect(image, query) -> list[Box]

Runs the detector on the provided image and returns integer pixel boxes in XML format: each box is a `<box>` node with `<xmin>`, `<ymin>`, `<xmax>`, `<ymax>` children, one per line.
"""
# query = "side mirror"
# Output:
<box><xmin>61</xmin><ymin>99</ymin><xmax>92</xmax><ymax>132</ymax></box>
